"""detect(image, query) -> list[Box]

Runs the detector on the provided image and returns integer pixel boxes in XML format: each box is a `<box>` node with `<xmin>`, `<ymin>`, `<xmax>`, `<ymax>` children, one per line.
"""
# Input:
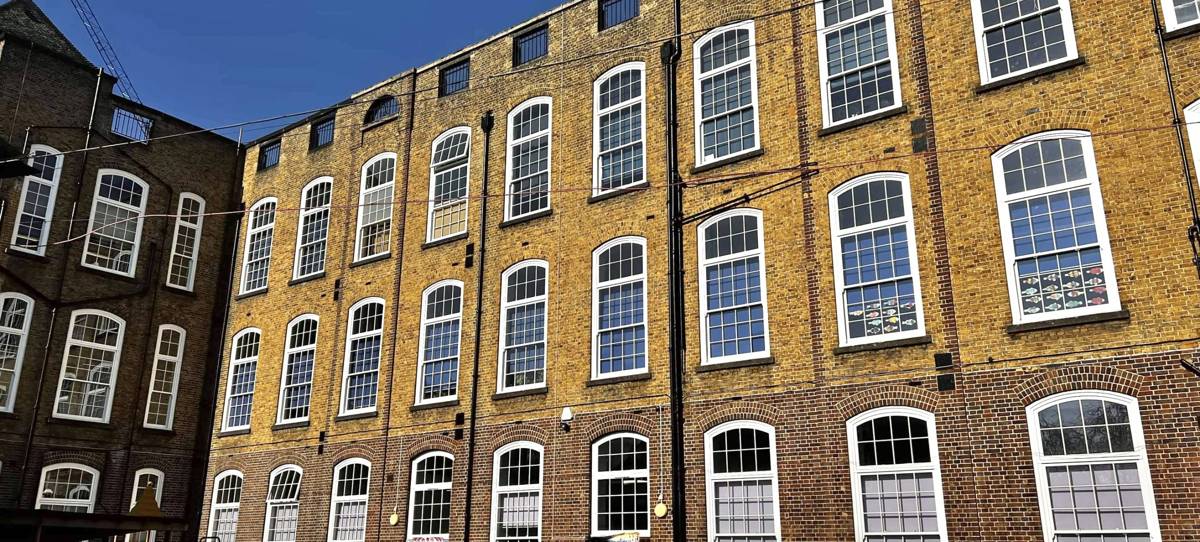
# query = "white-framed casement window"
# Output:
<box><xmin>416</xmin><ymin>281</ymin><xmax>463</xmax><ymax>406</ymax></box>
<box><xmin>222</xmin><ymin>328</ymin><xmax>261</xmax><ymax>431</ymax></box>
<box><xmin>0</xmin><ymin>292</ymin><xmax>33</xmax><ymax>413</ymax></box>
<box><xmin>816</xmin><ymin>0</ymin><xmax>902</xmax><ymax>128</ymax></box>
<box><xmin>697</xmin><ymin>209</ymin><xmax>770</xmax><ymax>365</ymax></box>
<box><xmin>53</xmin><ymin>309</ymin><xmax>124</xmax><ymax>423</ymax></box>
<box><xmin>407</xmin><ymin>452</ymin><xmax>454</xmax><ymax>541</ymax></box>
<box><xmin>209</xmin><ymin>470</ymin><xmax>243</xmax><ymax>542</ymax></box>
<box><xmin>340</xmin><ymin>298</ymin><xmax>384</xmax><ymax>416</ymax></box>
<box><xmin>1165</xmin><ymin>0</ymin><xmax>1200</xmax><ymax>30</ymax></box>
<box><xmin>264</xmin><ymin>465</ymin><xmax>303</xmax><ymax>542</ymax></box>
<box><xmin>82</xmin><ymin>169</ymin><xmax>149</xmax><ymax>277</ymax></box>
<box><xmin>1185</xmin><ymin>100</ymin><xmax>1200</xmax><ymax>186</ymax></box>
<box><xmin>592</xmin><ymin>237</ymin><xmax>648</xmax><ymax>380</ymax></box>
<box><xmin>829</xmin><ymin>173</ymin><xmax>925</xmax><ymax>347</ymax></box>
<box><xmin>492</xmin><ymin>442</ymin><xmax>544</xmax><ymax>542</ymax></box>
<box><xmin>1026</xmin><ymin>391</ymin><xmax>1161</xmax><ymax>542</ymax></box>
<box><xmin>143</xmin><ymin>324</ymin><xmax>185</xmax><ymax>430</ymax></box>
<box><xmin>847</xmin><ymin>407</ymin><xmax>949</xmax><ymax>542</ymax></box>
<box><xmin>505</xmin><ymin>97</ymin><xmax>553</xmax><ymax>221</ymax></box>
<box><xmin>277</xmin><ymin>315</ymin><xmax>318</xmax><ymax>424</ymax></box>
<box><xmin>329</xmin><ymin>458</ymin><xmax>371</xmax><ymax>542</ymax></box>
<box><xmin>10</xmin><ymin>144</ymin><xmax>63</xmax><ymax>255</ymax></box>
<box><xmin>166</xmin><ymin>192</ymin><xmax>205</xmax><ymax>291</ymax></box>
<box><xmin>992</xmin><ymin>131</ymin><xmax>1120</xmax><ymax>325</ymax></box>
<box><xmin>970</xmin><ymin>0</ymin><xmax>1078</xmax><ymax>84</ymax></box>
<box><xmin>428</xmin><ymin>127</ymin><xmax>471</xmax><ymax>242</ymax></box>
<box><xmin>704</xmin><ymin>420</ymin><xmax>781</xmax><ymax>542</ymax></box>
<box><xmin>126</xmin><ymin>467</ymin><xmax>165</xmax><ymax>542</ymax></box>
<box><xmin>693</xmin><ymin>20</ymin><xmax>761</xmax><ymax>167</ymax></box>
<box><xmin>592</xmin><ymin>433</ymin><xmax>651</xmax><ymax>538</ymax></box>
<box><xmin>293</xmin><ymin>177</ymin><xmax>333</xmax><ymax>280</ymax></box>
<box><xmin>498</xmin><ymin>260</ymin><xmax>548</xmax><ymax>393</ymax></box>
<box><xmin>355</xmin><ymin>153</ymin><xmax>396</xmax><ymax>262</ymax></box>
<box><xmin>239</xmin><ymin>197</ymin><xmax>278</xmax><ymax>295</ymax></box>
<box><xmin>594</xmin><ymin>62</ymin><xmax>647</xmax><ymax>195</ymax></box>
<box><xmin>36</xmin><ymin>463</ymin><xmax>99</xmax><ymax>512</ymax></box>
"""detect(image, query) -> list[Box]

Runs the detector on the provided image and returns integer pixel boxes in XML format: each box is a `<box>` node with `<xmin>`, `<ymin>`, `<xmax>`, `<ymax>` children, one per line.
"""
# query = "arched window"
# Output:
<box><xmin>816</xmin><ymin>0</ymin><xmax>902</xmax><ymax>127</ymax></box>
<box><xmin>222</xmin><ymin>328</ymin><xmax>261</xmax><ymax>431</ymax></box>
<box><xmin>1026</xmin><ymin>391</ymin><xmax>1161</xmax><ymax>542</ymax></box>
<box><xmin>293</xmin><ymin>177</ymin><xmax>332</xmax><ymax>280</ymax></box>
<box><xmin>970</xmin><ymin>0</ymin><xmax>1078</xmax><ymax>84</ymax></box>
<box><xmin>54</xmin><ymin>309</ymin><xmax>124</xmax><ymax>423</ymax></box>
<box><xmin>0</xmin><ymin>292</ymin><xmax>33</xmax><ymax>413</ymax></box>
<box><xmin>82</xmin><ymin>169</ymin><xmax>148</xmax><ymax>276</ymax></box>
<box><xmin>10</xmin><ymin>144</ymin><xmax>63</xmax><ymax>255</ymax></box>
<box><xmin>166</xmin><ymin>192</ymin><xmax>205</xmax><ymax>291</ymax></box>
<box><xmin>144</xmin><ymin>324</ymin><xmax>185</xmax><ymax>430</ymax></box>
<box><xmin>992</xmin><ymin>131</ymin><xmax>1120</xmax><ymax>324</ymax></box>
<box><xmin>341</xmin><ymin>299</ymin><xmax>384</xmax><ymax>415</ymax></box>
<box><xmin>364</xmin><ymin>95</ymin><xmax>398</xmax><ymax>125</ymax></box>
<box><xmin>329</xmin><ymin>458</ymin><xmax>371</xmax><ymax>542</ymax></box>
<box><xmin>239</xmin><ymin>197</ymin><xmax>277</xmax><ymax>294</ymax></box>
<box><xmin>1166</xmin><ymin>0</ymin><xmax>1200</xmax><ymax>30</ymax></box>
<box><xmin>847</xmin><ymin>407</ymin><xmax>947</xmax><ymax>542</ymax></box>
<box><xmin>126</xmin><ymin>467</ymin><xmax>165</xmax><ymax>542</ymax></box>
<box><xmin>693</xmin><ymin>21</ymin><xmax>760</xmax><ymax>166</ymax></box>
<box><xmin>505</xmin><ymin>98</ymin><xmax>552</xmax><ymax>221</ymax></box>
<box><xmin>355</xmin><ymin>153</ymin><xmax>395</xmax><ymax>262</ymax></box>
<box><xmin>209</xmin><ymin>470</ymin><xmax>243</xmax><ymax>541</ymax></box>
<box><xmin>492</xmin><ymin>442</ymin><xmax>543</xmax><ymax>542</ymax></box>
<box><xmin>704</xmin><ymin>421</ymin><xmax>780</xmax><ymax>542</ymax></box>
<box><xmin>408</xmin><ymin>452</ymin><xmax>454</xmax><ymax>540</ymax></box>
<box><xmin>498</xmin><ymin>261</ymin><xmax>548</xmax><ymax>393</ymax></box>
<box><xmin>417</xmin><ymin>281</ymin><xmax>463</xmax><ymax>405</ymax></box>
<box><xmin>277</xmin><ymin>315</ymin><xmax>318</xmax><ymax>424</ymax></box>
<box><xmin>264</xmin><ymin>465</ymin><xmax>303</xmax><ymax>542</ymax></box>
<box><xmin>592</xmin><ymin>237</ymin><xmax>648</xmax><ymax>379</ymax></box>
<box><xmin>592</xmin><ymin>433</ymin><xmax>650</xmax><ymax>537</ymax></box>
<box><xmin>428</xmin><ymin>128</ymin><xmax>471</xmax><ymax>242</ymax></box>
<box><xmin>36</xmin><ymin>463</ymin><xmax>99</xmax><ymax>512</ymax></box>
<box><xmin>697</xmin><ymin>209</ymin><xmax>770</xmax><ymax>365</ymax></box>
<box><xmin>830</xmin><ymin>173</ymin><xmax>925</xmax><ymax>346</ymax></box>
<box><xmin>594</xmin><ymin>63</ymin><xmax>646</xmax><ymax>194</ymax></box>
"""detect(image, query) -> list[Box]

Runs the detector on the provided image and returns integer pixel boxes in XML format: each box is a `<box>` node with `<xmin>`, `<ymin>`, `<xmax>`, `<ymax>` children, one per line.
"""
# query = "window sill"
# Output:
<box><xmin>499</xmin><ymin>208</ymin><xmax>553</xmax><ymax>229</ymax></box>
<box><xmin>78</xmin><ymin>264</ymin><xmax>140</xmax><ymax>284</ymax></box>
<box><xmin>1164</xmin><ymin>23</ymin><xmax>1200</xmax><ymax>41</ymax></box>
<box><xmin>217</xmin><ymin>428</ymin><xmax>250</xmax><ymax>437</ymax></box>
<box><xmin>361</xmin><ymin>116</ymin><xmax>398</xmax><ymax>133</ymax></box>
<box><xmin>411</xmin><ymin>399</ymin><xmax>460</xmax><ymax>412</ymax></box>
<box><xmin>349</xmin><ymin>253</ymin><xmax>391</xmax><ymax>268</ymax></box>
<box><xmin>3</xmin><ymin>247</ymin><xmax>50</xmax><ymax>263</ymax></box>
<box><xmin>975</xmin><ymin>57</ymin><xmax>1086</xmax><ymax>94</ymax></box>
<box><xmin>272</xmin><ymin>420</ymin><xmax>309</xmax><ymax>431</ymax></box>
<box><xmin>690</xmin><ymin>148</ymin><xmax>765</xmax><ymax>175</ymax></box>
<box><xmin>817</xmin><ymin>105</ymin><xmax>909</xmax><ymax>137</ymax></box>
<box><xmin>1005</xmin><ymin>309</ymin><xmax>1130</xmax><ymax>335</ymax></box>
<box><xmin>46</xmin><ymin>415</ymin><xmax>111</xmax><ymax>428</ymax></box>
<box><xmin>493</xmin><ymin>387</ymin><xmax>548</xmax><ymax>401</ymax></box>
<box><xmin>696</xmin><ymin>355</ymin><xmax>774</xmax><ymax>373</ymax></box>
<box><xmin>235</xmin><ymin>288</ymin><xmax>268</xmax><ymax>301</ymax></box>
<box><xmin>335</xmin><ymin>411</ymin><xmax>378</xmax><ymax>422</ymax></box>
<box><xmin>162</xmin><ymin>284</ymin><xmax>197</xmax><ymax>297</ymax></box>
<box><xmin>422</xmin><ymin>232</ymin><xmax>468</xmax><ymax>250</ymax></box>
<box><xmin>587</xmin><ymin>183</ymin><xmax>649</xmax><ymax>204</ymax></box>
<box><xmin>587</xmin><ymin>372</ymin><xmax>652</xmax><ymax>386</ymax></box>
<box><xmin>288</xmin><ymin>272</ymin><xmax>326</xmax><ymax>287</ymax></box>
<box><xmin>0</xmin><ymin>410</ymin><xmax>18</xmax><ymax>420</ymax></box>
<box><xmin>140</xmin><ymin>426</ymin><xmax>175</xmax><ymax>435</ymax></box>
<box><xmin>833</xmin><ymin>335</ymin><xmax>932</xmax><ymax>356</ymax></box>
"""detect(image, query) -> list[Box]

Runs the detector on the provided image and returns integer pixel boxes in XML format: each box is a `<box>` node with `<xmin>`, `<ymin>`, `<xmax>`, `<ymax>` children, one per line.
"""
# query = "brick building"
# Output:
<box><xmin>201</xmin><ymin>1</ymin><xmax>1200</xmax><ymax>542</ymax></box>
<box><xmin>0</xmin><ymin>0</ymin><xmax>240</xmax><ymax>538</ymax></box>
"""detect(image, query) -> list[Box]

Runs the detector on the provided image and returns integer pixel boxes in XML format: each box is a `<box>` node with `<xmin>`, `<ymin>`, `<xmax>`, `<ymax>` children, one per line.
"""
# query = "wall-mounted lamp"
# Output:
<box><xmin>560</xmin><ymin>406</ymin><xmax>574</xmax><ymax>432</ymax></box>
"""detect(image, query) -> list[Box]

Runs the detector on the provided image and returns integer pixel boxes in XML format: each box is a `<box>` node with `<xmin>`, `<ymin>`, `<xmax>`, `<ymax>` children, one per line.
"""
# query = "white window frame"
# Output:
<box><xmin>591</xmin><ymin>237</ymin><xmax>649</xmax><ymax>381</ymax></box>
<box><xmin>239</xmin><ymin>197</ymin><xmax>278</xmax><ymax>295</ymax></box>
<box><xmin>696</xmin><ymin>209</ymin><xmax>772</xmax><ymax>366</ymax></box>
<box><xmin>36</xmin><ymin>462</ymin><xmax>100</xmax><ymax>512</ymax></box>
<box><xmin>53</xmin><ymin>309</ymin><xmax>125</xmax><ymax>424</ymax></box>
<box><xmin>491</xmin><ymin>441</ymin><xmax>544</xmax><ymax>542</ymax></box>
<box><xmin>9</xmin><ymin>144</ymin><xmax>62</xmax><ymax>256</ymax></box>
<box><xmin>592</xmin><ymin>62</ymin><xmax>648</xmax><ymax>196</ymax></box>
<box><xmin>143</xmin><ymin>324</ymin><xmax>185</xmax><ymax>430</ymax></box>
<box><xmin>81</xmin><ymin>169</ymin><xmax>149</xmax><ymax>277</ymax></box>
<box><xmin>328</xmin><ymin>458</ymin><xmax>372</xmax><ymax>542</ymax></box>
<box><xmin>846</xmin><ymin>406</ymin><xmax>949</xmax><ymax>542</ymax></box>
<box><xmin>970</xmin><ymin>0</ymin><xmax>1080</xmax><ymax>85</ymax></box>
<box><xmin>1165</xmin><ymin>0</ymin><xmax>1200</xmax><ymax>31</ymax></box>
<box><xmin>703</xmin><ymin>420</ymin><xmax>781</xmax><ymax>542</ymax></box>
<box><xmin>427</xmin><ymin>127</ymin><xmax>472</xmax><ymax>243</ymax></box>
<box><xmin>415</xmin><ymin>280</ymin><xmax>464</xmax><ymax>406</ymax></box>
<box><xmin>1025</xmin><ymin>390</ymin><xmax>1162</xmax><ymax>542</ymax></box>
<box><xmin>829</xmin><ymin>173</ymin><xmax>927</xmax><ymax>347</ymax></box>
<box><xmin>591</xmin><ymin>432</ymin><xmax>651</xmax><ymax>538</ymax></box>
<box><xmin>354</xmin><ymin>152</ymin><xmax>397</xmax><ymax>262</ymax></box>
<box><xmin>126</xmin><ymin>467</ymin><xmax>165</xmax><ymax>542</ymax></box>
<box><xmin>263</xmin><ymin>464</ymin><xmax>303</xmax><ymax>542</ymax></box>
<box><xmin>504</xmin><ymin>97</ymin><xmax>554</xmax><ymax>222</ymax></box>
<box><xmin>693</xmin><ymin>20</ymin><xmax>762</xmax><ymax>167</ymax></box>
<box><xmin>277</xmin><ymin>314</ymin><xmax>319</xmax><ymax>424</ymax></box>
<box><xmin>340</xmin><ymin>298</ymin><xmax>385</xmax><ymax>416</ymax></box>
<box><xmin>497</xmin><ymin>260</ymin><xmax>550</xmax><ymax>394</ymax></box>
<box><xmin>165</xmin><ymin>192</ymin><xmax>205</xmax><ymax>291</ymax></box>
<box><xmin>293</xmin><ymin>177</ymin><xmax>333</xmax><ymax>280</ymax></box>
<box><xmin>992</xmin><ymin>130</ymin><xmax>1121</xmax><ymax>325</ymax></box>
<box><xmin>208</xmin><ymin>469</ymin><xmax>244</xmax><ymax>541</ymax></box>
<box><xmin>815</xmin><ymin>0</ymin><xmax>903</xmax><ymax>128</ymax></box>
<box><xmin>222</xmin><ymin>328</ymin><xmax>261</xmax><ymax>432</ymax></box>
<box><xmin>0</xmin><ymin>292</ymin><xmax>33</xmax><ymax>413</ymax></box>
<box><xmin>407</xmin><ymin>451</ymin><xmax>455</xmax><ymax>541</ymax></box>
<box><xmin>1185</xmin><ymin>100</ymin><xmax>1200</xmax><ymax>190</ymax></box>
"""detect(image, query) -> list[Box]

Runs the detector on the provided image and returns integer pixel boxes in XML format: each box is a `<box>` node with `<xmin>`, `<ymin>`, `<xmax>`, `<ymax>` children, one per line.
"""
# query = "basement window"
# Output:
<box><xmin>111</xmin><ymin>107</ymin><xmax>152</xmax><ymax>142</ymax></box>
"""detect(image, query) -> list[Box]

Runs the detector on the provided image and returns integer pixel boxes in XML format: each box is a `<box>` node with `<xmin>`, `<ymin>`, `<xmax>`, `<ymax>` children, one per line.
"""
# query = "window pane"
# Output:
<box><xmin>1176</xmin><ymin>0</ymin><xmax>1200</xmax><ymax>24</ymax></box>
<box><xmin>600</xmin><ymin>0</ymin><xmax>639</xmax><ymax>29</ymax></box>
<box><xmin>980</xmin><ymin>0</ymin><xmax>1069</xmax><ymax>78</ymax></box>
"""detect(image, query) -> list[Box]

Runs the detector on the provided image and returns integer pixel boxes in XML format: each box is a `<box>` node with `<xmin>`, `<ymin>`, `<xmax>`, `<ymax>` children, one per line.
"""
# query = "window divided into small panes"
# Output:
<box><xmin>342</xmin><ymin>300</ymin><xmax>384</xmax><ymax>414</ymax></box>
<box><xmin>144</xmin><ymin>325</ymin><xmax>184</xmax><ymax>429</ymax></box>
<box><xmin>974</xmin><ymin>0</ymin><xmax>1077</xmax><ymax>81</ymax></box>
<box><xmin>0</xmin><ymin>293</ymin><xmax>32</xmax><ymax>413</ymax></box>
<box><xmin>356</xmin><ymin>154</ymin><xmax>395</xmax><ymax>261</ymax></box>
<box><xmin>166</xmin><ymin>193</ymin><xmax>204</xmax><ymax>290</ymax></box>
<box><xmin>418</xmin><ymin>282</ymin><xmax>462</xmax><ymax>404</ymax></box>
<box><xmin>54</xmin><ymin>310</ymin><xmax>124</xmax><ymax>423</ymax></box>
<box><xmin>1169</xmin><ymin>0</ymin><xmax>1200</xmax><ymax>28</ymax></box>
<box><xmin>694</xmin><ymin>21</ymin><xmax>759</xmax><ymax>165</ymax></box>
<box><xmin>705</xmin><ymin>422</ymin><xmax>779</xmax><ymax>542</ymax></box>
<box><xmin>294</xmin><ymin>179</ymin><xmax>332</xmax><ymax>279</ymax></box>
<box><xmin>10</xmin><ymin>145</ymin><xmax>62</xmax><ymax>255</ymax></box>
<box><xmin>593</xmin><ymin>239</ymin><xmax>647</xmax><ymax>378</ymax></box>
<box><xmin>278</xmin><ymin>316</ymin><xmax>317</xmax><ymax>423</ymax></box>
<box><xmin>493</xmin><ymin>444</ymin><xmax>543</xmax><ymax>542</ymax></box>
<box><xmin>330</xmin><ymin>460</ymin><xmax>371</xmax><ymax>542</ymax></box>
<box><xmin>240</xmin><ymin>199</ymin><xmax>277</xmax><ymax>294</ymax></box>
<box><xmin>428</xmin><ymin>129</ymin><xmax>471</xmax><ymax>242</ymax></box>
<box><xmin>409</xmin><ymin>453</ymin><xmax>453</xmax><ymax>540</ymax></box>
<box><xmin>817</xmin><ymin>0</ymin><xmax>901</xmax><ymax>126</ymax></box>
<box><xmin>83</xmin><ymin>170</ymin><xmax>148</xmax><ymax>276</ymax></box>
<box><xmin>209</xmin><ymin>471</ymin><xmax>243</xmax><ymax>542</ymax></box>
<box><xmin>595</xmin><ymin>64</ymin><xmax>646</xmax><ymax>194</ymax></box>
<box><xmin>506</xmin><ymin>99</ymin><xmax>552</xmax><ymax>220</ymax></box>
<box><xmin>126</xmin><ymin>469</ymin><xmax>164</xmax><ymax>542</ymax></box>
<box><xmin>36</xmin><ymin>464</ymin><xmax>98</xmax><ymax>512</ymax></box>
<box><xmin>265</xmin><ymin>466</ymin><xmax>302</xmax><ymax>542</ymax></box>
<box><xmin>499</xmin><ymin>262</ymin><xmax>548</xmax><ymax>392</ymax></box>
<box><xmin>223</xmin><ymin>330</ymin><xmax>260</xmax><ymax>430</ymax></box>
<box><xmin>592</xmin><ymin>434</ymin><xmax>650</xmax><ymax>537</ymax></box>
<box><xmin>849</xmin><ymin>410</ymin><xmax>946</xmax><ymax>542</ymax></box>
<box><xmin>699</xmin><ymin>210</ymin><xmax>769</xmax><ymax>364</ymax></box>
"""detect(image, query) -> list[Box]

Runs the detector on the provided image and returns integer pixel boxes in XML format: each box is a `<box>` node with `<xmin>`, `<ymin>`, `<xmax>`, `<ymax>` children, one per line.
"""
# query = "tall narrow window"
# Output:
<box><xmin>144</xmin><ymin>324</ymin><xmax>185</xmax><ymax>430</ymax></box>
<box><xmin>705</xmin><ymin>421</ymin><xmax>780</xmax><ymax>542</ymax></box>
<box><xmin>293</xmin><ymin>178</ymin><xmax>332</xmax><ymax>280</ymax></box>
<box><xmin>166</xmin><ymin>193</ymin><xmax>205</xmax><ymax>291</ymax></box>
<box><xmin>0</xmin><ymin>293</ymin><xmax>33</xmax><ymax>413</ymax></box>
<box><xmin>698</xmin><ymin>209</ymin><xmax>770</xmax><ymax>365</ymax></box>
<box><xmin>222</xmin><ymin>329</ymin><xmax>261</xmax><ymax>431</ymax></box>
<box><xmin>600</xmin><ymin>0</ymin><xmax>639</xmax><ymax>29</ymax></box>
<box><xmin>330</xmin><ymin>459</ymin><xmax>371</xmax><ymax>542</ymax></box>
<box><xmin>428</xmin><ymin>128</ymin><xmax>471</xmax><ymax>242</ymax></box>
<box><xmin>408</xmin><ymin>452</ymin><xmax>454</xmax><ymax>540</ymax></box>
<box><xmin>264</xmin><ymin>465</ymin><xmax>302</xmax><ymax>542</ymax></box>
<box><xmin>277</xmin><ymin>315</ymin><xmax>317</xmax><ymax>424</ymax></box>
<box><xmin>356</xmin><ymin>153</ymin><xmax>395</xmax><ymax>262</ymax></box>
<box><xmin>54</xmin><ymin>310</ymin><xmax>124</xmax><ymax>423</ymax></box>
<box><xmin>971</xmin><ymin>0</ymin><xmax>1078</xmax><ymax>84</ymax></box>
<box><xmin>1166</xmin><ymin>0</ymin><xmax>1200</xmax><ymax>30</ymax></box>
<box><xmin>126</xmin><ymin>468</ymin><xmax>164</xmax><ymax>542</ymax></box>
<box><xmin>594</xmin><ymin>63</ymin><xmax>646</xmax><ymax>195</ymax></box>
<box><xmin>505</xmin><ymin>98</ymin><xmax>552</xmax><ymax>221</ymax></box>
<box><xmin>341</xmin><ymin>299</ymin><xmax>384</xmax><ymax>415</ymax></box>
<box><xmin>848</xmin><ymin>408</ymin><xmax>948</xmax><ymax>542</ymax></box>
<box><xmin>1027</xmin><ymin>391</ymin><xmax>1161</xmax><ymax>542</ymax></box>
<box><xmin>592</xmin><ymin>238</ymin><xmax>647</xmax><ymax>379</ymax></box>
<box><xmin>992</xmin><ymin>131</ymin><xmax>1119</xmax><ymax>324</ymax></box>
<box><xmin>817</xmin><ymin>0</ymin><xmax>902</xmax><ymax>127</ymax></box>
<box><xmin>492</xmin><ymin>442</ymin><xmax>543</xmax><ymax>542</ymax></box>
<box><xmin>417</xmin><ymin>281</ymin><xmax>462</xmax><ymax>405</ymax></box>
<box><xmin>365</xmin><ymin>96</ymin><xmax>399</xmax><ymax>125</ymax></box>
<box><xmin>592</xmin><ymin>433</ymin><xmax>650</xmax><ymax>538</ymax></box>
<box><xmin>82</xmin><ymin>170</ymin><xmax>148</xmax><ymax>276</ymax></box>
<box><xmin>10</xmin><ymin>144</ymin><xmax>62</xmax><ymax>255</ymax></box>
<box><xmin>239</xmin><ymin>198</ymin><xmax>277</xmax><ymax>295</ymax></box>
<box><xmin>209</xmin><ymin>470</ymin><xmax>243</xmax><ymax>542</ymax></box>
<box><xmin>498</xmin><ymin>261</ymin><xmax>548</xmax><ymax>393</ymax></box>
<box><xmin>693</xmin><ymin>21</ymin><xmax>760</xmax><ymax>166</ymax></box>
<box><xmin>36</xmin><ymin>463</ymin><xmax>99</xmax><ymax>512</ymax></box>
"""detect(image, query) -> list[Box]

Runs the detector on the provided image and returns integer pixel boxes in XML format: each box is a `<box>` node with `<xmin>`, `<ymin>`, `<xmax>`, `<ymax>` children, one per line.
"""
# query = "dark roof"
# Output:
<box><xmin>0</xmin><ymin>0</ymin><xmax>92</xmax><ymax>66</ymax></box>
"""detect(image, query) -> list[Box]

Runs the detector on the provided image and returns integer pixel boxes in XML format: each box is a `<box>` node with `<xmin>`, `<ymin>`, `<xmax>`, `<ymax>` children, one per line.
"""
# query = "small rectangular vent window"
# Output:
<box><xmin>258</xmin><ymin>140</ymin><xmax>281</xmax><ymax>170</ymax></box>
<box><xmin>514</xmin><ymin>26</ymin><xmax>549</xmax><ymax>66</ymax></box>
<box><xmin>111</xmin><ymin>108</ymin><xmax>152</xmax><ymax>142</ymax></box>
<box><xmin>310</xmin><ymin>117</ymin><xmax>335</xmax><ymax>150</ymax></box>
<box><xmin>439</xmin><ymin>60</ymin><xmax>470</xmax><ymax>97</ymax></box>
<box><xmin>600</xmin><ymin>0</ymin><xmax>639</xmax><ymax>30</ymax></box>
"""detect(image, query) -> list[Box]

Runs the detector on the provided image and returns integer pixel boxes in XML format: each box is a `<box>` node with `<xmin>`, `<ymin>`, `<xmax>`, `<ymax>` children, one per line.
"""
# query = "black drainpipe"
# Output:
<box><xmin>663</xmin><ymin>0</ymin><xmax>687</xmax><ymax>538</ymax></box>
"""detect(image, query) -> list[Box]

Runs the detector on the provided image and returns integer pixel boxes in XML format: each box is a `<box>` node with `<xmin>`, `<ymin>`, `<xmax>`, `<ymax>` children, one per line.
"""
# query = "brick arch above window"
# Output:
<box><xmin>580</xmin><ymin>411</ymin><xmax>658</xmax><ymax>444</ymax></box>
<box><xmin>1015</xmin><ymin>363</ymin><xmax>1144</xmax><ymax>406</ymax></box>
<box><xmin>835</xmin><ymin>384</ymin><xmax>941</xmax><ymax>419</ymax></box>
<box><xmin>487</xmin><ymin>423</ymin><xmax>548</xmax><ymax>451</ymax></box>
<box><xmin>692</xmin><ymin>399</ymin><xmax>784</xmax><ymax>434</ymax></box>
<box><xmin>404</xmin><ymin>434</ymin><xmax>462</xmax><ymax>464</ymax></box>
<box><xmin>978</xmin><ymin>112</ymin><xmax>1102</xmax><ymax>151</ymax></box>
<box><xmin>327</xmin><ymin>443</ymin><xmax>382</xmax><ymax>467</ymax></box>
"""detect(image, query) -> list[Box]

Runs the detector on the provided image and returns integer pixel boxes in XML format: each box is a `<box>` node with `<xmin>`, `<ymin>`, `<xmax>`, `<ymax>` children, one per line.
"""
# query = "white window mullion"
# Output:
<box><xmin>0</xmin><ymin>293</ymin><xmax>33</xmax><ymax>413</ymax></box>
<box><xmin>277</xmin><ymin>316</ymin><xmax>318</xmax><ymax>424</ymax></box>
<box><xmin>166</xmin><ymin>193</ymin><xmax>205</xmax><ymax>291</ymax></box>
<box><xmin>341</xmin><ymin>299</ymin><xmax>384</xmax><ymax>415</ymax></box>
<box><xmin>505</xmin><ymin>98</ymin><xmax>553</xmax><ymax>221</ymax></box>
<box><xmin>428</xmin><ymin>128</ymin><xmax>471</xmax><ymax>242</ymax></box>
<box><xmin>82</xmin><ymin>170</ymin><xmax>149</xmax><ymax>277</ymax></box>
<box><xmin>209</xmin><ymin>470</ymin><xmax>244</xmax><ymax>542</ymax></box>
<box><xmin>264</xmin><ymin>466</ymin><xmax>302</xmax><ymax>542</ymax></box>
<box><xmin>10</xmin><ymin>145</ymin><xmax>63</xmax><ymax>255</ymax></box>
<box><xmin>971</xmin><ymin>0</ymin><xmax>1079</xmax><ymax>83</ymax></box>
<box><xmin>329</xmin><ymin>459</ymin><xmax>371</xmax><ymax>542</ymax></box>
<box><xmin>144</xmin><ymin>325</ymin><xmax>185</xmax><ymax>430</ymax></box>
<box><xmin>498</xmin><ymin>261</ymin><xmax>549</xmax><ymax>393</ymax></box>
<box><xmin>698</xmin><ymin>210</ymin><xmax>770</xmax><ymax>366</ymax></box>
<box><xmin>239</xmin><ymin>198</ymin><xmax>277</xmax><ymax>295</ymax></box>
<box><xmin>817</xmin><ymin>0</ymin><xmax>903</xmax><ymax>127</ymax></box>
<box><xmin>593</xmin><ymin>63</ymin><xmax>647</xmax><ymax>195</ymax></box>
<box><xmin>222</xmin><ymin>329</ymin><xmax>260</xmax><ymax>431</ymax></box>
<box><xmin>693</xmin><ymin>21</ymin><xmax>761</xmax><ymax>166</ymax></box>
<box><xmin>356</xmin><ymin>153</ymin><xmax>396</xmax><ymax>262</ymax></box>
<box><xmin>293</xmin><ymin>178</ymin><xmax>332</xmax><ymax>280</ymax></box>
<box><xmin>1166</xmin><ymin>0</ymin><xmax>1200</xmax><ymax>30</ymax></box>
<box><xmin>408</xmin><ymin>452</ymin><xmax>454</xmax><ymax>540</ymax></box>
<box><xmin>492</xmin><ymin>443</ymin><xmax>544</xmax><ymax>542</ymax></box>
<box><xmin>416</xmin><ymin>281</ymin><xmax>463</xmax><ymax>405</ymax></box>
<box><xmin>53</xmin><ymin>310</ymin><xmax>125</xmax><ymax>423</ymax></box>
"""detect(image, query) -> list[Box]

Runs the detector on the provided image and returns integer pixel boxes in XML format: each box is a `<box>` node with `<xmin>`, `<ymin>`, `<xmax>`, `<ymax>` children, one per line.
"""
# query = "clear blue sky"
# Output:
<box><xmin>38</xmin><ymin>0</ymin><xmax>564</xmax><ymax>137</ymax></box>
